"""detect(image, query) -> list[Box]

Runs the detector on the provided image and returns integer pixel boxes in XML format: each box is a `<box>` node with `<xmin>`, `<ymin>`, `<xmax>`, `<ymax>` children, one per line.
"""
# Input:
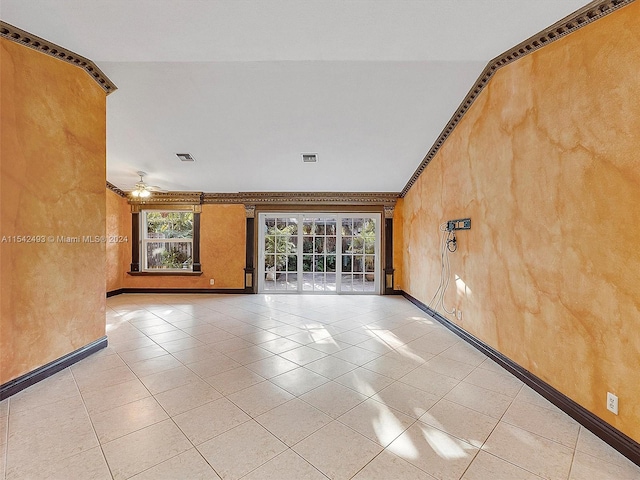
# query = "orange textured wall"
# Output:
<box><xmin>392</xmin><ymin>198</ymin><xmax>404</xmax><ymax>291</ymax></box>
<box><xmin>402</xmin><ymin>3</ymin><xmax>640</xmax><ymax>441</ymax></box>
<box><xmin>105</xmin><ymin>189</ymin><xmax>130</xmax><ymax>292</ymax></box>
<box><xmin>0</xmin><ymin>39</ymin><xmax>107</xmax><ymax>384</ymax></box>
<box><xmin>107</xmin><ymin>203</ymin><xmax>246</xmax><ymax>289</ymax></box>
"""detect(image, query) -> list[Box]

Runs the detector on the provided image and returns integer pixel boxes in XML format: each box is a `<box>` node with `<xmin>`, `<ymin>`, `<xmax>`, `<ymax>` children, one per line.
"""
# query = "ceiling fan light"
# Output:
<box><xmin>131</xmin><ymin>190</ymin><xmax>140</xmax><ymax>197</ymax></box>
<box><xmin>139</xmin><ymin>189</ymin><xmax>151</xmax><ymax>198</ymax></box>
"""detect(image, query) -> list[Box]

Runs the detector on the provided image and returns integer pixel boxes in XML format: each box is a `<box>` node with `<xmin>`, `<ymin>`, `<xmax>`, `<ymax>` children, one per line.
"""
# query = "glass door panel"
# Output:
<box><xmin>259</xmin><ymin>213</ymin><xmax>379</xmax><ymax>294</ymax></box>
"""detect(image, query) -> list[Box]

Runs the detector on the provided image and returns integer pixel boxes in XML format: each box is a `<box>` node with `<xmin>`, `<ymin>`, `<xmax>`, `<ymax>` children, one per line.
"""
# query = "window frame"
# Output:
<box><xmin>128</xmin><ymin>204</ymin><xmax>202</xmax><ymax>276</ymax></box>
<box><xmin>142</xmin><ymin>210</ymin><xmax>194</xmax><ymax>272</ymax></box>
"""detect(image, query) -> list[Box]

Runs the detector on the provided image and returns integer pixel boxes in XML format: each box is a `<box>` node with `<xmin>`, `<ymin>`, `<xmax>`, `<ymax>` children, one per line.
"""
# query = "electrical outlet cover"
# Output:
<box><xmin>607</xmin><ymin>392</ymin><xmax>618</xmax><ymax>415</ymax></box>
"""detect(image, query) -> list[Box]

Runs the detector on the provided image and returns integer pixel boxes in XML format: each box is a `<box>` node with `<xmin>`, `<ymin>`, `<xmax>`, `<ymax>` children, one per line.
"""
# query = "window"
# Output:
<box><xmin>142</xmin><ymin>211</ymin><xmax>194</xmax><ymax>271</ymax></box>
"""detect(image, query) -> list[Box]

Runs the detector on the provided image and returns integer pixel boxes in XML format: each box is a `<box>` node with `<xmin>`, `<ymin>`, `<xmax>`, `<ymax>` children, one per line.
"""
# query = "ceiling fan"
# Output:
<box><xmin>129</xmin><ymin>171</ymin><xmax>166</xmax><ymax>198</ymax></box>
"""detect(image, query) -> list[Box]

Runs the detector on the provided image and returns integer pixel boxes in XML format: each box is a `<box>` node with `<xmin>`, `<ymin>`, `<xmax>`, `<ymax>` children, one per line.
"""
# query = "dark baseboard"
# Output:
<box><xmin>401</xmin><ymin>291</ymin><xmax>640</xmax><ymax>467</ymax></box>
<box><xmin>0</xmin><ymin>336</ymin><xmax>108</xmax><ymax>400</ymax></box>
<box><xmin>107</xmin><ymin>288</ymin><xmax>249</xmax><ymax>296</ymax></box>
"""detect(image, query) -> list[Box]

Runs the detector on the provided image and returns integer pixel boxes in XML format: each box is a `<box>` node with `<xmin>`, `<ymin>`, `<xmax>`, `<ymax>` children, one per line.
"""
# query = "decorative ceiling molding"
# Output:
<box><xmin>106</xmin><ymin>181</ymin><xmax>127</xmax><ymax>198</ymax></box>
<box><xmin>400</xmin><ymin>0</ymin><xmax>634</xmax><ymax>197</ymax></box>
<box><xmin>0</xmin><ymin>21</ymin><xmax>117</xmax><ymax>95</ymax></box>
<box><xmin>203</xmin><ymin>192</ymin><xmax>399</xmax><ymax>206</ymax></box>
<box><xmin>128</xmin><ymin>191</ymin><xmax>204</xmax><ymax>206</ymax></box>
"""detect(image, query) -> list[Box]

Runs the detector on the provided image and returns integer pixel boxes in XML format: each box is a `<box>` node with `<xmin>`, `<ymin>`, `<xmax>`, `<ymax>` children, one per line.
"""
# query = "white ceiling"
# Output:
<box><xmin>1</xmin><ymin>0</ymin><xmax>589</xmax><ymax>193</ymax></box>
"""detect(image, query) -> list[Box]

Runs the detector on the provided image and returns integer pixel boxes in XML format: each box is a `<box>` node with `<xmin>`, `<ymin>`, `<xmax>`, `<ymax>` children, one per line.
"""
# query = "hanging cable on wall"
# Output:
<box><xmin>428</xmin><ymin>219</ymin><xmax>469</xmax><ymax>316</ymax></box>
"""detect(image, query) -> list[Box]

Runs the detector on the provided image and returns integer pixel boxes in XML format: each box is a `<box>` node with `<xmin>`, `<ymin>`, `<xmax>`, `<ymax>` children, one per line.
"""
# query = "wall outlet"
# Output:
<box><xmin>209</xmin><ymin>278</ymin><xmax>215</xmax><ymax>286</ymax></box>
<box><xmin>457</xmin><ymin>310</ymin><xmax>462</xmax><ymax>321</ymax></box>
<box><xmin>607</xmin><ymin>392</ymin><xmax>618</xmax><ymax>415</ymax></box>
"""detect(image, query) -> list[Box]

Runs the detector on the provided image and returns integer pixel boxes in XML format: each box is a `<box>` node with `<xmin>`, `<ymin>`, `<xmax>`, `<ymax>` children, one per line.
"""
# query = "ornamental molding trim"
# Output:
<box><xmin>244</xmin><ymin>205</ymin><xmax>256</xmax><ymax>218</ymax></box>
<box><xmin>128</xmin><ymin>191</ymin><xmax>204</xmax><ymax>206</ymax></box>
<box><xmin>106</xmin><ymin>182</ymin><xmax>127</xmax><ymax>198</ymax></box>
<box><xmin>0</xmin><ymin>21</ymin><xmax>117</xmax><ymax>95</ymax></box>
<box><xmin>400</xmin><ymin>0</ymin><xmax>634</xmax><ymax>197</ymax></box>
<box><xmin>203</xmin><ymin>192</ymin><xmax>399</xmax><ymax>206</ymax></box>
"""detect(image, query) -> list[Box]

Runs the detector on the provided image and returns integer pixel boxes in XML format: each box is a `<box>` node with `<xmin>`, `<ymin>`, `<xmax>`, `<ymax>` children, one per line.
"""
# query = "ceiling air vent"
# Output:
<box><xmin>176</xmin><ymin>153</ymin><xmax>195</xmax><ymax>162</ymax></box>
<box><xmin>302</xmin><ymin>153</ymin><xmax>318</xmax><ymax>163</ymax></box>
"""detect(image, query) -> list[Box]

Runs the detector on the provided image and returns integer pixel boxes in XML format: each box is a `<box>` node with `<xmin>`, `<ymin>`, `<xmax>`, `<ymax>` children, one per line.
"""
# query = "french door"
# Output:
<box><xmin>258</xmin><ymin>213</ymin><xmax>381</xmax><ymax>294</ymax></box>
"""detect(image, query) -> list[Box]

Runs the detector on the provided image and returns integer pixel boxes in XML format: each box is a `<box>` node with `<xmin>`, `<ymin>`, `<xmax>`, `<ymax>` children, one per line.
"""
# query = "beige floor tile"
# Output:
<box><xmin>82</xmin><ymin>378</ymin><xmax>151</xmax><ymax>415</ymax></box>
<box><xmin>224</xmin><ymin>345</ymin><xmax>273</xmax><ymax>365</ymax></box>
<box><xmin>356</xmin><ymin>336</ymin><xmax>397</xmax><ymax>354</ymax></box>
<box><xmin>205</xmin><ymin>366</ymin><xmax>265</xmax><ymax>395</ymax></box>
<box><xmin>462</xmin><ymin>451</ymin><xmax>543</xmax><ymax>480</ymax></box>
<box><xmin>269</xmin><ymin>367</ymin><xmax>330</xmax><ymax>396</ymax></box>
<box><xmin>7</xmin><ymin>446</ymin><xmax>111</xmax><ymax>480</ymax></box>
<box><xmin>118</xmin><ymin>344</ymin><xmax>168</xmax><ymax>364</ymax></box>
<box><xmin>227</xmin><ymin>381</ymin><xmax>294</xmax><ymax>417</ymax></box>
<box><xmin>514</xmin><ymin>385</ymin><xmax>564</xmax><ymax>413</ymax></box>
<box><xmin>363</xmin><ymin>354</ymin><xmax>421</xmax><ymax>380</ymax></box>
<box><xmin>305</xmin><ymin>356</ymin><xmax>358</xmax><ymax>379</ymax></box>
<box><xmin>280</xmin><ymin>345</ymin><xmax>328</xmax><ymax>365</ymax></box>
<box><xmin>334</xmin><ymin>367</ymin><xmax>395</xmax><ymax>397</ymax></box>
<box><xmin>256</xmin><ymin>398</ymin><xmax>332</xmax><ymax>446</ymax></box>
<box><xmin>269</xmin><ymin>324</ymin><xmax>306</xmax><ymax>337</ymax></box>
<box><xmin>173</xmin><ymin>397</ymin><xmax>251</xmax><ymax>445</ymax></box>
<box><xmin>157</xmin><ymin>336</ymin><xmax>206</xmax><ymax>353</ymax></box>
<box><xmin>569</xmin><ymin>450</ymin><xmax>640</xmax><ymax>480</ymax></box>
<box><xmin>352</xmin><ymin>450</ymin><xmax>436</xmax><ymax>479</ymax></box>
<box><xmin>331</xmin><ymin>330</ymin><xmax>373</xmax><ymax>345</ymax></box>
<box><xmin>240</xmin><ymin>330</ymin><xmax>280</xmax><ymax>344</ymax></box>
<box><xmin>307</xmin><ymin>338</ymin><xmax>353</xmax><ymax>354</ymax></box>
<box><xmin>421</xmin><ymin>355</ymin><xmax>477</xmax><ymax>381</ymax></box>
<box><xmin>129</xmin><ymin>448</ymin><xmax>221</xmax><ymax>479</ymax></box>
<box><xmin>287</xmin><ymin>330</ymin><xmax>330</xmax><ymax>346</ymax></box>
<box><xmin>209</xmin><ymin>337</ymin><xmax>255</xmax><ymax>354</ymax></box>
<box><xmin>575</xmin><ymin>426</ymin><xmax>638</xmax><ymax>470</ymax></box>
<box><xmin>6</xmin><ymin>396</ymin><xmax>99</xmax><ymax>479</ymax></box>
<box><xmin>0</xmin><ymin>414</ymin><xmax>7</xmax><ymax>446</ymax></box>
<box><xmin>444</xmin><ymin>381</ymin><xmax>513</xmax><ymax>419</ymax></box>
<box><xmin>338</xmin><ymin>398</ymin><xmax>416</xmax><ymax>447</ymax></box>
<box><xmin>241</xmin><ymin>449</ymin><xmax>328</xmax><ymax>480</ymax></box>
<box><xmin>439</xmin><ymin>342</ymin><xmax>487</xmax><ymax>367</ymax></box>
<box><xmin>399</xmin><ymin>366</ymin><xmax>460</xmax><ymax>397</ymax></box>
<box><xmin>135</xmin><ymin>322</ymin><xmax>178</xmax><ymax>336</ymax></box>
<box><xmin>173</xmin><ymin>321</ymin><xmax>218</xmax><ymax>334</ymax></box>
<box><xmin>8</xmin><ymin>369</ymin><xmax>79</xmax><ymax>414</ymax></box>
<box><xmin>128</xmin><ymin>354</ymin><xmax>183</xmax><ymax>377</ymax></box>
<box><xmin>502</xmin><ymin>398</ymin><xmax>579</xmax><ymax>448</ymax></box>
<box><xmin>149</xmin><ymin>330</ymin><xmax>193</xmax><ymax>345</ymax></box>
<box><xmin>245</xmin><ymin>355</ymin><xmax>299</xmax><ymax>378</ymax></box>
<box><xmin>259</xmin><ymin>337</ymin><xmax>304</xmax><ymax>354</ymax></box>
<box><xmin>293</xmin><ymin>421</ymin><xmax>383</xmax><ymax>480</ymax></box>
<box><xmin>90</xmin><ymin>396</ymin><xmax>168</xmax><ymax>443</ymax></box>
<box><xmin>300</xmin><ymin>381</ymin><xmax>368</xmax><ymax>419</ymax></box>
<box><xmin>419</xmin><ymin>399</ymin><xmax>498</xmax><ymax>447</ymax></box>
<box><xmin>72</xmin><ymin>351</ymin><xmax>128</xmax><ymax>375</ymax></box>
<box><xmin>464</xmin><ymin>368</ymin><xmax>523</xmax><ymax>398</ymax></box>
<box><xmin>483</xmin><ymin>422</ymin><xmax>574</xmax><ymax>480</ymax></box>
<box><xmin>187</xmin><ymin>354</ymin><xmax>243</xmax><ymax>377</ymax></box>
<box><xmin>197</xmin><ymin>330</ymin><xmax>238</xmax><ymax>345</ymax></box>
<box><xmin>0</xmin><ymin>398</ymin><xmax>8</xmax><ymax>418</ymax></box>
<box><xmin>197</xmin><ymin>420</ymin><xmax>287</xmax><ymax>480</ymax></box>
<box><xmin>331</xmin><ymin>346</ymin><xmax>381</xmax><ymax>366</ymax></box>
<box><xmin>476</xmin><ymin>357</ymin><xmax>508</xmax><ymax>374</ymax></box>
<box><xmin>373</xmin><ymin>382</ymin><xmax>440</xmax><ymax>419</ymax></box>
<box><xmin>404</xmin><ymin>332</ymin><xmax>459</xmax><ymax>356</ymax></box>
<box><xmin>155</xmin><ymin>379</ymin><xmax>222</xmax><ymax>416</ymax></box>
<box><xmin>102</xmin><ymin>419</ymin><xmax>192</xmax><ymax>480</ymax></box>
<box><xmin>110</xmin><ymin>336</ymin><xmax>157</xmax><ymax>353</ymax></box>
<box><xmin>386</xmin><ymin>422</ymin><xmax>479</xmax><ymax>480</ymax></box>
<box><xmin>139</xmin><ymin>365</ymin><xmax>203</xmax><ymax>395</ymax></box>
<box><xmin>72</xmin><ymin>364</ymin><xmax>138</xmax><ymax>393</ymax></box>
<box><xmin>0</xmin><ymin>438</ymin><xmax>5</xmax><ymax>479</ymax></box>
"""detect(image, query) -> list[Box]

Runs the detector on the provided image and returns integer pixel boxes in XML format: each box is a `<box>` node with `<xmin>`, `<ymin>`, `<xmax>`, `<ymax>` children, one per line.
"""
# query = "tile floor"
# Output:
<box><xmin>1</xmin><ymin>294</ymin><xmax>639</xmax><ymax>479</ymax></box>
